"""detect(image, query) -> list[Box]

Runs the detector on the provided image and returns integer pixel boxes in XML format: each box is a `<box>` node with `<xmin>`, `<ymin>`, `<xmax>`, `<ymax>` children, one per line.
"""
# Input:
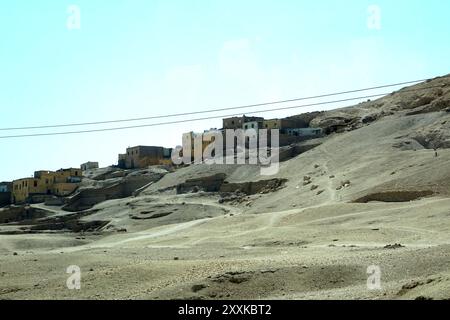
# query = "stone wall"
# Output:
<box><xmin>63</xmin><ymin>176</ymin><xmax>158</xmax><ymax>212</ymax></box>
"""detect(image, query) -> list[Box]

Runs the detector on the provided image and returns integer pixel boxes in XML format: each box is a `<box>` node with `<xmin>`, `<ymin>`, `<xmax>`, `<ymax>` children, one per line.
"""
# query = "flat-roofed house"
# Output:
<box><xmin>81</xmin><ymin>162</ymin><xmax>99</xmax><ymax>171</ymax></box>
<box><xmin>11</xmin><ymin>168</ymin><xmax>82</xmax><ymax>204</ymax></box>
<box><xmin>118</xmin><ymin>146</ymin><xmax>173</xmax><ymax>169</ymax></box>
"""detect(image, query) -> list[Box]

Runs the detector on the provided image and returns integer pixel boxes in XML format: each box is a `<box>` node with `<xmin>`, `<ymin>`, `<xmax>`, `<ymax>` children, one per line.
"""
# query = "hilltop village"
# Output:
<box><xmin>0</xmin><ymin>114</ymin><xmax>323</xmax><ymax>206</ymax></box>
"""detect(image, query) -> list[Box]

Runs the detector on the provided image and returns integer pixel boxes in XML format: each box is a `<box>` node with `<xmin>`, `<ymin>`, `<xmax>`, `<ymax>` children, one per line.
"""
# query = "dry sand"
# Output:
<box><xmin>1</xmin><ymin>76</ymin><xmax>450</xmax><ymax>300</ymax></box>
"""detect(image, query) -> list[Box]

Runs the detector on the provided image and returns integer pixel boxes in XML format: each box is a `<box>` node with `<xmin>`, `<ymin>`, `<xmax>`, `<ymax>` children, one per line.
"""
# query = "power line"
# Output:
<box><xmin>0</xmin><ymin>83</ymin><xmax>442</xmax><ymax>139</ymax></box>
<box><xmin>0</xmin><ymin>78</ymin><xmax>432</xmax><ymax>131</ymax></box>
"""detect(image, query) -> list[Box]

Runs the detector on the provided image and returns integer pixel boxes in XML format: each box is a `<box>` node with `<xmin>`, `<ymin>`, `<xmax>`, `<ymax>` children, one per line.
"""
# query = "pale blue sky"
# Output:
<box><xmin>1</xmin><ymin>0</ymin><xmax>449</xmax><ymax>181</ymax></box>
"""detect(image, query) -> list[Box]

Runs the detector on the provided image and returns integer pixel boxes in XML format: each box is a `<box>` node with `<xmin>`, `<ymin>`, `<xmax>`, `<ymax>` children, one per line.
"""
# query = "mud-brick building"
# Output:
<box><xmin>118</xmin><ymin>146</ymin><xmax>173</xmax><ymax>169</ymax></box>
<box><xmin>52</xmin><ymin>168</ymin><xmax>82</xmax><ymax>197</ymax></box>
<box><xmin>81</xmin><ymin>162</ymin><xmax>99</xmax><ymax>171</ymax></box>
<box><xmin>0</xmin><ymin>182</ymin><xmax>12</xmax><ymax>206</ymax></box>
<box><xmin>11</xmin><ymin>168</ymin><xmax>82</xmax><ymax>204</ymax></box>
<box><xmin>262</xmin><ymin>118</ymin><xmax>308</xmax><ymax>130</ymax></box>
<box><xmin>12</xmin><ymin>177</ymin><xmax>49</xmax><ymax>203</ymax></box>
<box><xmin>223</xmin><ymin>116</ymin><xmax>264</xmax><ymax>130</ymax></box>
<box><xmin>282</xmin><ymin>127</ymin><xmax>323</xmax><ymax>137</ymax></box>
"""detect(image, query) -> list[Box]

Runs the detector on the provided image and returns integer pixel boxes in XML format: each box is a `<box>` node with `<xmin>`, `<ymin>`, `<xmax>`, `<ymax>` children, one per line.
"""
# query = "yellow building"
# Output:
<box><xmin>54</xmin><ymin>168</ymin><xmax>82</xmax><ymax>183</ymax></box>
<box><xmin>53</xmin><ymin>183</ymin><xmax>79</xmax><ymax>196</ymax></box>
<box><xmin>11</xmin><ymin>168</ymin><xmax>82</xmax><ymax>204</ymax></box>
<box><xmin>118</xmin><ymin>146</ymin><xmax>173</xmax><ymax>169</ymax></box>
<box><xmin>12</xmin><ymin>177</ymin><xmax>50</xmax><ymax>203</ymax></box>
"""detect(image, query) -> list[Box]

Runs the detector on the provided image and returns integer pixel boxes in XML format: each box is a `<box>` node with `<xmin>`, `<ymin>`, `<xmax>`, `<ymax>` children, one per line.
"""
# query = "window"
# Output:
<box><xmin>75</xmin><ymin>171</ymin><xmax>78</xmax><ymax>176</ymax></box>
<box><xmin>46</xmin><ymin>179</ymin><xmax>49</xmax><ymax>184</ymax></box>
<box><xmin>251</xmin><ymin>124</ymin><xmax>255</xmax><ymax>128</ymax></box>
<box><xmin>34</xmin><ymin>181</ymin><xmax>37</xmax><ymax>187</ymax></box>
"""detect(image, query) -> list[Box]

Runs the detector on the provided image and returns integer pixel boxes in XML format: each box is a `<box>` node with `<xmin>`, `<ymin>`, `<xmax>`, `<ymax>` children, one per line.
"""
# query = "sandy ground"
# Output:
<box><xmin>1</xmin><ymin>78</ymin><xmax>450</xmax><ymax>300</ymax></box>
<box><xmin>1</xmin><ymin>194</ymin><xmax>449</xmax><ymax>300</ymax></box>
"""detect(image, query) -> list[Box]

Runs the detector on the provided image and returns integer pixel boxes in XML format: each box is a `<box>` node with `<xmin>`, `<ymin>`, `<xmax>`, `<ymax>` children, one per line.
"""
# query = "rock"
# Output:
<box><xmin>303</xmin><ymin>180</ymin><xmax>312</xmax><ymax>186</ymax></box>
<box><xmin>191</xmin><ymin>284</ymin><xmax>206</xmax><ymax>292</ymax></box>
<box><xmin>229</xmin><ymin>276</ymin><xmax>250</xmax><ymax>284</ymax></box>
<box><xmin>303</xmin><ymin>175</ymin><xmax>311</xmax><ymax>181</ymax></box>
<box><xmin>174</xmin><ymin>257</ymin><xmax>179</xmax><ymax>260</ymax></box>
<box><xmin>314</xmin><ymin>164</ymin><xmax>320</xmax><ymax>168</ymax></box>
<box><xmin>384</xmin><ymin>243</ymin><xmax>405</xmax><ymax>249</ymax></box>
<box><xmin>415</xmin><ymin>296</ymin><xmax>433</xmax><ymax>300</ymax></box>
<box><xmin>13</xmin><ymin>252</ymin><xmax>18</xmax><ymax>256</ymax></box>
<box><xmin>316</xmin><ymin>190</ymin><xmax>325</xmax><ymax>195</ymax></box>
<box><xmin>310</xmin><ymin>114</ymin><xmax>359</xmax><ymax>134</ymax></box>
<box><xmin>260</xmin><ymin>268</ymin><xmax>278</xmax><ymax>274</ymax></box>
<box><xmin>329</xmin><ymin>175</ymin><xmax>335</xmax><ymax>179</ymax></box>
<box><xmin>310</xmin><ymin>185</ymin><xmax>319</xmax><ymax>191</ymax></box>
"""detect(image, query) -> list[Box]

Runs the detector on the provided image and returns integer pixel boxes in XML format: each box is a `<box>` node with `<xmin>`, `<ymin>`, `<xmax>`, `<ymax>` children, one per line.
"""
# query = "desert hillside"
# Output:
<box><xmin>1</xmin><ymin>75</ymin><xmax>450</xmax><ymax>300</ymax></box>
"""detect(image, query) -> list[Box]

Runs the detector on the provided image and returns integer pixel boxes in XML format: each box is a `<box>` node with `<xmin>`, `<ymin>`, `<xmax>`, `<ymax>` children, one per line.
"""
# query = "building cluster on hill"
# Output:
<box><xmin>0</xmin><ymin>114</ymin><xmax>323</xmax><ymax>206</ymax></box>
<box><xmin>178</xmin><ymin>114</ymin><xmax>323</xmax><ymax>160</ymax></box>
<box><xmin>1</xmin><ymin>168</ymin><xmax>82</xmax><ymax>205</ymax></box>
<box><xmin>222</xmin><ymin>115</ymin><xmax>322</xmax><ymax>145</ymax></box>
